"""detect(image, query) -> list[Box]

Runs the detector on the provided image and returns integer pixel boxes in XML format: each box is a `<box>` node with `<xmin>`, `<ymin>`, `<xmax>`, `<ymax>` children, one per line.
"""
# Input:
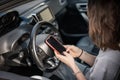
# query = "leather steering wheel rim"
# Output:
<box><xmin>29</xmin><ymin>21</ymin><xmax>59</xmax><ymax>71</ymax></box>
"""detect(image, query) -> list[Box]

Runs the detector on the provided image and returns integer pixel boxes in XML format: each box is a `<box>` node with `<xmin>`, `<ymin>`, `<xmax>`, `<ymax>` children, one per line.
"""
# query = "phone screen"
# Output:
<box><xmin>45</xmin><ymin>36</ymin><xmax>66</xmax><ymax>54</ymax></box>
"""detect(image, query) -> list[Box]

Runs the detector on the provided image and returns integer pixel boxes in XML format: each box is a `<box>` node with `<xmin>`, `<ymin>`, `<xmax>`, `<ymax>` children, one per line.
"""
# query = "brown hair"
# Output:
<box><xmin>88</xmin><ymin>0</ymin><xmax>120</xmax><ymax>50</ymax></box>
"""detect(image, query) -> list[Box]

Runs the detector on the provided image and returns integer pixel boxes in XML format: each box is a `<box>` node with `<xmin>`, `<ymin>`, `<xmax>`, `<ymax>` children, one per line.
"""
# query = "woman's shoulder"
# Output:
<box><xmin>99</xmin><ymin>48</ymin><xmax>120</xmax><ymax>56</ymax></box>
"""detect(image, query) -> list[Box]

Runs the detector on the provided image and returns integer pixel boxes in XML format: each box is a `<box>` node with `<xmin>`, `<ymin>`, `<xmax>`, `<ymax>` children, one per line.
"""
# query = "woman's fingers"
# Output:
<box><xmin>64</xmin><ymin>45</ymin><xmax>70</xmax><ymax>48</ymax></box>
<box><xmin>54</xmin><ymin>51</ymin><xmax>65</xmax><ymax>60</ymax></box>
<box><xmin>64</xmin><ymin>45</ymin><xmax>74</xmax><ymax>52</ymax></box>
<box><xmin>54</xmin><ymin>51</ymin><xmax>59</xmax><ymax>58</ymax></box>
<box><xmin>64</xmin><ymin>45</ymin><xmax>73</xmax><ymax>49</ymax></box>
<box><xmin>63</xmin><ymin>51</ymin><xmax>68</xmax><ymax>56</ymax></box>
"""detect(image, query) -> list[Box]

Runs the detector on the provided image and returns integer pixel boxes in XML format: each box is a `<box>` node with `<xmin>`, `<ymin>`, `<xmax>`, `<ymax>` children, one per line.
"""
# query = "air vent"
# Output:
<box><xmin>59</xmin><ymin>0</ymin><xmax>66</xmax><ymax>5</ymax></box>
<box><xmin>76</xmin><ymin>3</ymin><xmax>87</xmax><ymax>12</ymax></box>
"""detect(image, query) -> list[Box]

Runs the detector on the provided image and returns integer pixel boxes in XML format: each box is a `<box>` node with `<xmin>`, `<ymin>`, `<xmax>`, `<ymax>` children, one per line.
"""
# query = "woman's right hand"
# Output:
<box><xmin>54</xmin><ymin>51</ymin><xmax>76</xmax><ymax>69</ymax></box>
<box><xmin>64</xmin><ymin>45</ymin><xmax>82</xmax><ymax>58</ymax></box>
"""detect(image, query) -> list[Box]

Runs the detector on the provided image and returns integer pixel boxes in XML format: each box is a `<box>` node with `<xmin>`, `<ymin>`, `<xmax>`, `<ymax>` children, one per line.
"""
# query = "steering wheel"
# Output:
<box><xmin>29</xmin><ymin>21</ymin><xmax>60</xmax><ymax>71</ymax></box>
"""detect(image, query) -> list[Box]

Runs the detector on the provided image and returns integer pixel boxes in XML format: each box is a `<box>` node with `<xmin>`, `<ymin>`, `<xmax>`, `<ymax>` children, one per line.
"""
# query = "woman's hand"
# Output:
<box><xmin>64</xmin><ymin>45</ymin><xmax>82</xmax><ymax>58</ymax></box>
<box><xmin>55</xmin><ymin>51</ymin><xmax>86</xmax><ymax>80</ymax></box>
<box><xmin>54</xmin><ymin>51</ymin><xmax>76</xmax><ymax>69</ymax></box>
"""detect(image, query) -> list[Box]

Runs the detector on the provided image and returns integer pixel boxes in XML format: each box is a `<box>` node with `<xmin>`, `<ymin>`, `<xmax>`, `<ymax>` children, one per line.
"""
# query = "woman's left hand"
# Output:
<box><xmin>54</xmin><ymin>51</ymin><xmax>76</xmax><ymax>69</ymax></box>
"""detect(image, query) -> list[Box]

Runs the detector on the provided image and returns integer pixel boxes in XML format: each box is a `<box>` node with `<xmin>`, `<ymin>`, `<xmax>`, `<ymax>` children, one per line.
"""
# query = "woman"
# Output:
<box><xmin>44</xmin><ymin>0</ymin><xmax>120</xmax><ymax>80</ymax></box>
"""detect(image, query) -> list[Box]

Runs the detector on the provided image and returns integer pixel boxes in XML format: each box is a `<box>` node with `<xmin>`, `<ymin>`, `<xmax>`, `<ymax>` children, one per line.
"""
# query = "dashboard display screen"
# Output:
<box><xmin>39</xmin><ymin>8</ymin><xmax>54</xmax><ymax>22</ymax></box>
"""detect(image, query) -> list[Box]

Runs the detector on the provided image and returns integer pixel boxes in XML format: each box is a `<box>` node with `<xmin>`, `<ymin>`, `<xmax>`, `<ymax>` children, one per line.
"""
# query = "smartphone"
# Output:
<box><xmin>45</xmin><ymin>35</ymin><xmax>66</xmax><ymax>54</ymax></box>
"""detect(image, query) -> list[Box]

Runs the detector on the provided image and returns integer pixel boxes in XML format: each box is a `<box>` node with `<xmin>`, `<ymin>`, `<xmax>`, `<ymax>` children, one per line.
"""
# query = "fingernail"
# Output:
<box><xmin>66</xmin><ymin>51</ymin><xmax>69</xmax><ymax>53</ymax></box>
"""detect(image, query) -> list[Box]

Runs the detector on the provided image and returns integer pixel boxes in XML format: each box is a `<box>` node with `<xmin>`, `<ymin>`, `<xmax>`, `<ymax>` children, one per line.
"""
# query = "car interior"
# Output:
<box><xmin>0</xmin><ymin>0</ymin><xmax>100</xmax><ymax>79</ymax></box>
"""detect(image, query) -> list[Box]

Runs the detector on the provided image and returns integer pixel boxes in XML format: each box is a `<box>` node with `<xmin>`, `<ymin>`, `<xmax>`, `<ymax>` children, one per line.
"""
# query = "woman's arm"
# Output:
<box><xmin>70</xmin><ymin>63</ymin><xmax>86</xmax><ymax>80</ymax></box>
<box><xmin>65</xmin><ymin>45</ymin><xmax>96</xmax><ymax>66</ymax></box>
<box><xmin>79</xmin><ymin>50</ymin><xmax>96</xmax><ymax>66</ymax></box>
<box><xmin>55</xmin><ymin>51</ymin><xmax>86</xmax><ymax>80</ymax></box>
